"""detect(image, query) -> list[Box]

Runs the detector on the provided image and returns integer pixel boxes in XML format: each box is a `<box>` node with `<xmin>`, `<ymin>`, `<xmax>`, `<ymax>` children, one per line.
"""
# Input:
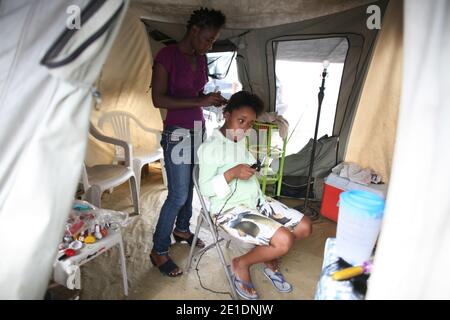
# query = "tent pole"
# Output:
<box><xmin>295</xmin><ymin>61</ymin><xmax>329</xmax><ymax>220</ymax></box>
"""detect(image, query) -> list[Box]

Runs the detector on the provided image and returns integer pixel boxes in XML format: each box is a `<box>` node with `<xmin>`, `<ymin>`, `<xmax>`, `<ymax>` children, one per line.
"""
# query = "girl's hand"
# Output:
<box><xmin>225</xmin><ymin>164</ymin><xmax>256</xmax><ymax>182</ymax></box>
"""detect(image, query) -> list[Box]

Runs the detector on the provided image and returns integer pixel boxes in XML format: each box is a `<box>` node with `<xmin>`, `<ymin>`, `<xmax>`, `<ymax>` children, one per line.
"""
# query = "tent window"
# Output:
<box><xmin>203</xmin><ymin>51</ymin><xmax>242</xmax><ymax>136</ymax></box>
<box><xmin>274</xmin><ymin>37</ymin><xmax>348</xmax><ymax>156</ymax></box>
<box><xmin>205</xmin><ymin>51</ymin><xmax>242</xmax><ymax>99</ymax></box>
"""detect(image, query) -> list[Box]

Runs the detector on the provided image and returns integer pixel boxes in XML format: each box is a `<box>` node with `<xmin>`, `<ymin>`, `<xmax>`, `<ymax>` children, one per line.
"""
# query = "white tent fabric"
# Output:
<box><xmin>0</xmin><ymin>0</ymin><xmax>128</xmax><ymax>299</ymax></box>
<box><xmin>368</xmin><ymin>0</ymin><xmax>450</xmax><ymax>299</ymax></box>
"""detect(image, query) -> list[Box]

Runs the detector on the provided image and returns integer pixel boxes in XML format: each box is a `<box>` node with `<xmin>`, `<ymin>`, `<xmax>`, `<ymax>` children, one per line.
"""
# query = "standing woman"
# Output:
<box><xmin>150</xmin><ymin>8</ymin><xmax>227</xmax><ymax>277</ymax></box>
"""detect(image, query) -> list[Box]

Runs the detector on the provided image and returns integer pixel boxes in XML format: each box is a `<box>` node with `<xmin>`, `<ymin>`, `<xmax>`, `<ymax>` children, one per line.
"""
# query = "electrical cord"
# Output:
<box><xmin>281</xmin><ymin>180</ymin><xmax>309</xmax><ymax>188</ymax></box>
<box><xmin>214</xmin><ymin>178</ymin><xmax>238</xmax><ymax>232</ymax></box>
<box><xmin>236</xmin><ymin>54</ymin><xmax>253</xmax><ymax>93</ymax></box>
<box><xmin>194</xmin><ymin>245</ymin><xmax>233</xmax><ymax>299</ymax></box>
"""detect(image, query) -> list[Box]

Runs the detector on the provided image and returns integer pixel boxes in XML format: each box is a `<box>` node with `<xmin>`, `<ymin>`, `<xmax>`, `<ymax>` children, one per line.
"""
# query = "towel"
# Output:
<box><xmin>332</xmin><ymin>162</ymin><xmax>382</xmax><ymax>185</ymax></box>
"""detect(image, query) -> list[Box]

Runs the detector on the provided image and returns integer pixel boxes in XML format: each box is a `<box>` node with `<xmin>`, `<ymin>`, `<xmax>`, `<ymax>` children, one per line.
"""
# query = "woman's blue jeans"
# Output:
<box><xmin>152</xmin><ymin>125</ymin><xmax>204</xmax><ymax>255</ymax></box>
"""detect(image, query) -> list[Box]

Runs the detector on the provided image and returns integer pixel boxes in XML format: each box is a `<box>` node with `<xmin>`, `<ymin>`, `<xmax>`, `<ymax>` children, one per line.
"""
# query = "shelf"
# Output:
<box><xmin>248</xmin><ymin>121</ymin><xmax>287</xmax><ymax>197</ymax></box>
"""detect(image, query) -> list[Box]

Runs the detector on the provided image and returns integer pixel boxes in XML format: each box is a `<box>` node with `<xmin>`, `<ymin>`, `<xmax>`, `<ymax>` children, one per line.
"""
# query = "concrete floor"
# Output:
<box><xmin>64</xmin><ymin>164</ymin><xmax>336</xmax><ymax>300</ymax></box>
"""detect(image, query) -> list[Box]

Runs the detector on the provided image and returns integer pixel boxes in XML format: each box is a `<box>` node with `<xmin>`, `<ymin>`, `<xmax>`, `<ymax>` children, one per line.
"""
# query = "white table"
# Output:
<box><xmin>53</xmin><ymin>228</ymin><xmax>128</xmax><ymax>296</ymax></box>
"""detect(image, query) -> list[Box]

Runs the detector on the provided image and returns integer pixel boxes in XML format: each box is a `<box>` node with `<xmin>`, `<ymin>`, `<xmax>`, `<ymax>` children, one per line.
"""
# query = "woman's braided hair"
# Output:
<box><xmin>187</xmin><ymin>7</ymin><xmax>226</xmax><ymax>31</ymax></box>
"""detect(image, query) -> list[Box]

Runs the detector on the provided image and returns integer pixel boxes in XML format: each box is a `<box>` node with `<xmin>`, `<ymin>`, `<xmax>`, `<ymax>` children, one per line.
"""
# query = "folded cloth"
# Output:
<box><xmin>257</xmin><ymin>112</ymin><xmax>289</xmax><ymax>139</ymax></box>
<box><xmin>332</xmin><ymin>162</ymin><xmax>382</xmax><ymax>185</ymax></box>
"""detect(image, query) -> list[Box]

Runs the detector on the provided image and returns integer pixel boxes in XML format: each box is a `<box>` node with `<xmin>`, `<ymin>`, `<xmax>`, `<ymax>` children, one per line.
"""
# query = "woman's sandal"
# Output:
<box><xmin>173</xmin><ymin>232</ymin><xmax>205</xmax><ymax>248</ymax></box>
<box><xmin>150</xmin><ymin>254</ymin><xmax>183</xmax><ymax>277</ymax></box>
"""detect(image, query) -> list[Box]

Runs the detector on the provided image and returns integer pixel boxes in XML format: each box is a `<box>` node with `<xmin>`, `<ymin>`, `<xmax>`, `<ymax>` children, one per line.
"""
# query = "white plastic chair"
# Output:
<box><xmin>98</xmin><ymin>111</ymin><xmax>167</xmax><ymax>194</ymax></box>
<box><xmin>82</xmin><ymin>123</ymin><xmax>140</xmax><ymax>214</ymax></box>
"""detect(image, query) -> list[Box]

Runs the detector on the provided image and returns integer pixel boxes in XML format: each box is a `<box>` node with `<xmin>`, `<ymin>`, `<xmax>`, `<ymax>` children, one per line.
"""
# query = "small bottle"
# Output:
<box><xmin>94</xmin><ymin>224</ymin><xmax>103</xmax><ymax>240</ymax></box>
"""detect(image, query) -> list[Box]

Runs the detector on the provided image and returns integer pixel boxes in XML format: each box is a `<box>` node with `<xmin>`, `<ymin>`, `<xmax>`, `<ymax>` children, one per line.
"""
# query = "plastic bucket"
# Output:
<box><xmin>335</xmin><ymin>190</ymin><xmax>385</xmax><ymax>265</ymax></box>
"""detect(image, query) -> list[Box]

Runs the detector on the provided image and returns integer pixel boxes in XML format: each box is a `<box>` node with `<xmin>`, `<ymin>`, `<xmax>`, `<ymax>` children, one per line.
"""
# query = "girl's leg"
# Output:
<box><xmin>263</xmin><ymin>217</ymin><xmax>312</xmax><ymax>272</ymax></box>
<box><xmin>292</xmin><ymin>216</ymin><xmax>312</xmax><ymax>240</ymax></box>
<box><xmin>232</xmin><ymin>226</ymin><xmax>295</xmax><ymax>295</ymax></box>
<box><xmin>264</xmin><ymin>259</ymin><xmax>280</xmax><ymax>271</ymax></box>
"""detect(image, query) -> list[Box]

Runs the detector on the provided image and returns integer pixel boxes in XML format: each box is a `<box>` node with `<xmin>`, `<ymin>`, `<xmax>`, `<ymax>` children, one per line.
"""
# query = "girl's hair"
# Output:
<box><xmin>224</xmin><ymin>91</ymin><xmax>265</xmax><ymax>116</ymax></box>
<box><xmin>187</xmin><ymin>7</ymin><xmax>226</xmax><ymax>31</ymax></box>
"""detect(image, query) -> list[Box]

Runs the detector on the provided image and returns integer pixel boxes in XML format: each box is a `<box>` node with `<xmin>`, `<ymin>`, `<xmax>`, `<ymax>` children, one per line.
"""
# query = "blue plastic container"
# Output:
<box><xmin>335</xmin><ymin>190</ymin><xmax>385</xmax><ymax>265</ymax></box>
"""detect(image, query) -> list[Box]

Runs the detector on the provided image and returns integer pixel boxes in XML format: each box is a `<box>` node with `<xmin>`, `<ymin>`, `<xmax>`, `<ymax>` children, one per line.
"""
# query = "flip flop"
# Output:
<box><xmin>263</xmin><ymin>267</ymin><xmax>292</xmax><ymax>293</ymax></box>
<box><xmin>233</xmin><ymin>275</ymin><xmax>259</xmax><ymax>300</ymax></box>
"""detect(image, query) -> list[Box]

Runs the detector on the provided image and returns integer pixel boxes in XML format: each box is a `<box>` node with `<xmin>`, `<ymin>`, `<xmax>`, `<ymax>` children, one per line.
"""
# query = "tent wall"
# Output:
<box><xmin>368</xmin><ymin>0</ymin><xmax>450</xmax><ymax>299</ymax></box>
<box><xmin>131</xmin><ymin>0</ymin><xmax>373</xmax><ymax>29</ymax></box>
<box><xmin>143</xmin><ymin>1</ymin><xmax>388</xmax><ymax>167</ymax></box>
<box><xmin>0</xmin><ymin>0</ymin><xmax>128</xmax><ymax>299</ymax></box>
<box><xmin>344</xmin><ymin>0</ymin><xmax>402</xmax><ymax>182</ymax></box>
<box><xmin>87</xmin><ymin>10</ymin><xmax>163</xmax><ymax>166</ymax></box>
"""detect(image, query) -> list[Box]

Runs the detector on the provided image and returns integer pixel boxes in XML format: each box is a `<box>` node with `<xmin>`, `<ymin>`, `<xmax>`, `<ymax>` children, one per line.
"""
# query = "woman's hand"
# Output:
<box><xmin>224</xmin><ymin>164</ymin><xmax>256</xmax><ymax>182</ymax></box>
<box><xmin>201</xmin><ymin>92</ymin><xmax>227</xmax><ymax>107</ymax></box>
<box><xmin>152</xmin><ymin>63</ymin><xmax>227</xmax><ymax>109</ymax></box>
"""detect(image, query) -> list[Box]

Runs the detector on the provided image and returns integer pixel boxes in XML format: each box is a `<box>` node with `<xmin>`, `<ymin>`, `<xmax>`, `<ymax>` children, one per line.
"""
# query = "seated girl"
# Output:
<box><xmin>197</xmin><ymin>91</ymin><xmax>312</xmax><ymax>300</ymax></box>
